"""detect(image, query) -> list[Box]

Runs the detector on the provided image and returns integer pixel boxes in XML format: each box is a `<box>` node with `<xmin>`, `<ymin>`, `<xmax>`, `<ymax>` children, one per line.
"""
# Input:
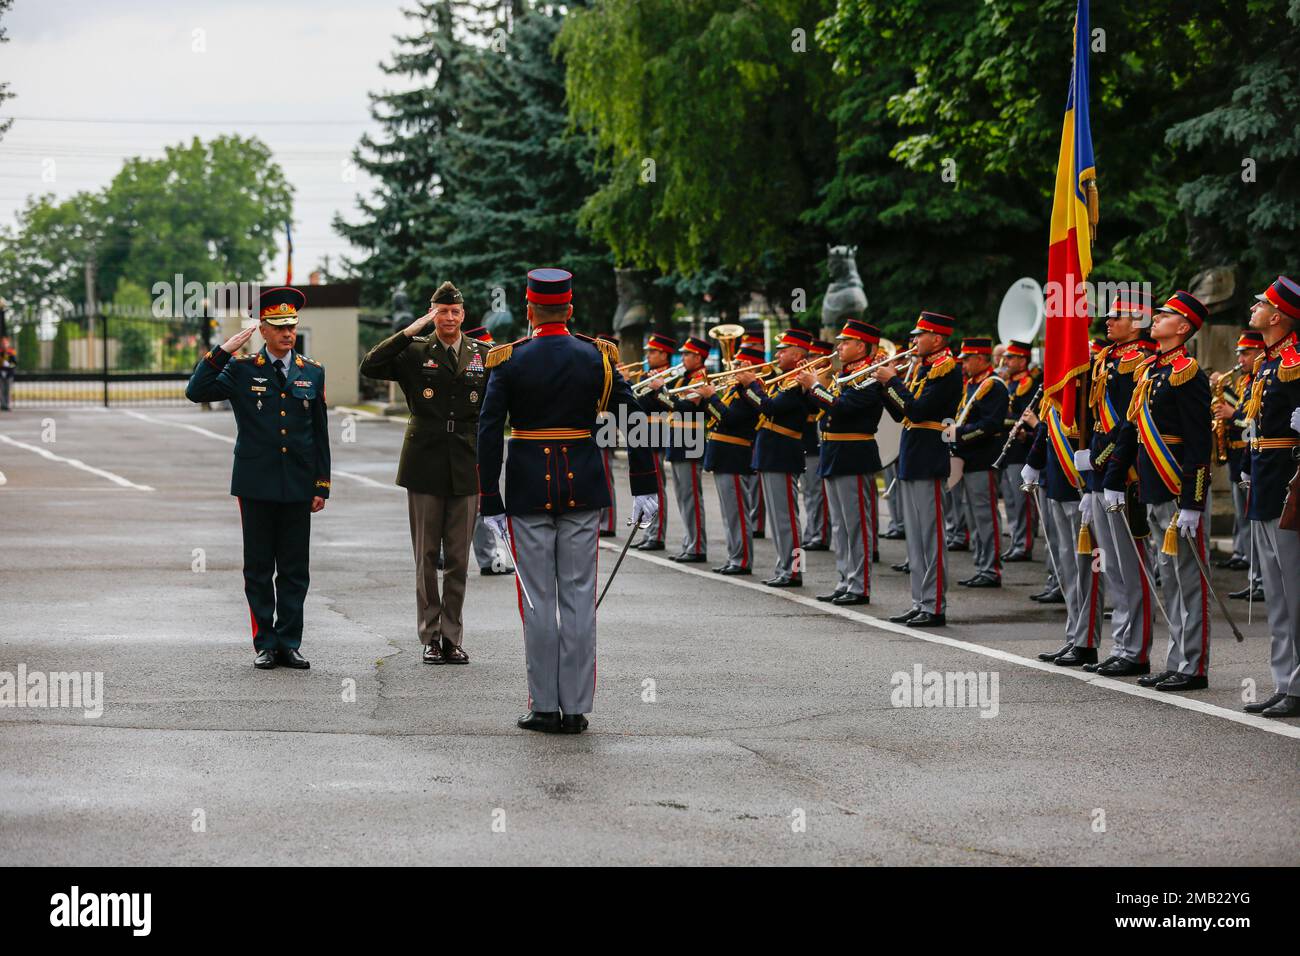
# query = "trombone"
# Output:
<box><xmin>837</xmin><ymin>347</ymin><xmax>918</xmax><ymax>388</ymax></box>
<box><xmin>763</xmin><ymin>354</ymin><xmax>836</xmax><ymax>389</ymax></box>
<box><xmin>666</xmin><ymin>358</ymin><xmax>780</xmax><ymax>394</ymax></box>
<box><xmin>631</xmin><ymin>363</ymin><xmax>685</xmax><ymax>396</ymax></box>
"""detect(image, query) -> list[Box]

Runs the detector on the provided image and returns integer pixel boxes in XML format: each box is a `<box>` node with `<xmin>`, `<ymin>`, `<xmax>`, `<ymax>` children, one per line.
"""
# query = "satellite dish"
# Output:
<box><xmin>997</xmin><ymin>277</ymin><xmax>1045</xmax><ymax>345</ymax></box>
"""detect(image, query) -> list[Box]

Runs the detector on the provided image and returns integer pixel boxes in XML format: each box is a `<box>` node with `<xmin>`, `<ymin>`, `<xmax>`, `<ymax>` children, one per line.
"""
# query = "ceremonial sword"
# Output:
<box><xmin>1105</xmin><ymin>498</ymin><xmax>1175</xmax><ymax>634</ymax></box>
<box><xmin>1022</xmin><ymin>482</ymin><xmax>1063</xmax><ymax>590</ymax></box>
<box><xmin>597</xmin><ymin>517</ymin><xmax>648</xmax><ymax>609</ymax></box>
<box><xmin>1183</xmin><ymin>524</ymin><xmax>1246</xmax><ymax>643</ymax></box>
<box><xmin>491</xmin><ymin>525</ymin><xmax>535</xmax><ymax>611</ymax></box>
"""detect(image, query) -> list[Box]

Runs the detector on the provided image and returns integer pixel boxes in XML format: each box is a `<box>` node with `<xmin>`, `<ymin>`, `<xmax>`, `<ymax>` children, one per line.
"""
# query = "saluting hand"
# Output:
<box><xmin>220</xmin><ymin>325</ymin><xmax>257</xmax><ymax>354</ymax></box>
<box><xmin>404</xmin><ymin>311</ymin><xmax>436</xmax><ymax>337</ymax></box>
<box><xmin>311</xmin><ymin>496</ymin><xmax>326</xmax><ymax>513</ymax></box>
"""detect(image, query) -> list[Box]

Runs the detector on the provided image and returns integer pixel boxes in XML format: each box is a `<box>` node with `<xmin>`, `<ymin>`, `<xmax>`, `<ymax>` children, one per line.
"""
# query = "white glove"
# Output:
<box><xmin>1073</xmin><ymin>448</ymin><xmax>1093</xmax><ymax>472</ymax></box>
<box><xmin>484</xmin><ymin>513</ymin><xmax>508</xmax><ymax>542</ymax></box>
<box><xmin>630</xmin><ymin>494</ymin><xmax>659</xmax><ymax>529</ymax></box>
<box><xmin>1078</xmin><ymin>493</ymin><xmax>1093</xmax><ymax>526</ymax></box>
<box><xmin>1103</xmin><ymin>488</ymin><xmax>1125</xmax><ymax>510</ymax></box>
<box><xmin>1020</xmin><ymin>464</ymin><xmax>1041</xmax><ymax>487</ymax></box>
<box><xmin>1177</xmin><ymin>508</ymin><xmax>1201</xmax><ymax>540</ymax></box>
<box><xmin>1290</xmin><ymin>407</ymin><xmax>1300</xmax><ymax>435</ymax></box>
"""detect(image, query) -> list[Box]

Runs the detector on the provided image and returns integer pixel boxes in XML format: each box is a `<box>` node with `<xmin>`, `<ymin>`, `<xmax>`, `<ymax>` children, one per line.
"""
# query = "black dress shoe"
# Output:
<box><xmin>831</xmin><ymin>592</ymin><xmax>869</xmax><ymax>606</ymax></box>
<box><xmin>599</xmin><ymin>530</ymin><xmax>617</xmax><ymax>538</ymax></box>
<box><xmin>882</xmin><ymin>529</ymin><xmax>905</xmax><ymax>540</ymax></box>
<box><xmin>907</xmin><ymin>611</ymin><xmax>946</xmax><ymax>628</ymax></box>
<box><xmin>254</xmin><ymin>649</ymin><xmax>277</xmax><ymax>669</ymax></box>
<box><xmin>1031</xmin><ymin>588</ymin><xmax>1065</xmax><ymax>604</ymax></box>
<box><xmin>716</xmin><ymin>565</ymin><xmax>752</xmax><ymax>576</ymax></box>
<box><xmin>480</xmin><ymin>566</ymin><xmax>516</xmax><ymax>576</ymax></box>
<box><xmin>1054</xmin><ymin>646</ymin><xmax>1097</xmax><ymax>666</ymax></box>
<box><xmin>891</xmin><ymin>561</ymin><xmax>910</xmax><ymax>573</ymax></box>
<box><xmin>888</xmin><ymin>607</ymin><xmax>921</xmax><ymax>623</ymax></box>
<box><xmin>803</xmin><ymin>542</ymin><xmax>830</xmax><ymax>552</ymax></box>
<box><xmin>1261</xmin><ymin>695</ymin><xmax>1300</xmax><ymax>717</ymax></box>
<box><xmin>1083</xmin><ymin>655</ymin><xmax>1118</xmax><ymax>673</ymax></box>
<box><xmin>763</xmin><ymin>575</ymin><xmax>802</xmax><ymax>587</ymax></box>
<box><xmin>964</xmin><ymin>574</ymin><xmax>1001</xmax><ymax>588</ymax></box>
<box><xmin>635</xmin><ymin>540</ymin><xmax>666</xmax><ymax>552</ymax></box>
<box><xmin>1137</xmin><ymin>669</ymin><xmax>1176</xmax><ymax>687</ymax></box>
<box><xmin>560</xmin><ymin>713</ymin><xmax>589</xmax><ymax>734</ymax></box>
<box><xmin>1229</xmin><ymin>585</ymin><xmax>1264</xmax><ymax>601</ymax></box>
<box><xmin>1096</xmin><ymin>658</ymin><xmax>1151</xmax><ymax>677</ymax></box>
<box><xmin>1244</xmin><ymin>691</ymin><xmax>1286</xmax><ymax>714</ymax></box>
<box><xmin>1155</xmin><ymin>672</ymin><xmax>1208</xmax><ymax>692</ymax></box>
<box><xmin>275</xmin><ymin>648</ymin><xmax>310</xmax><ymax>669</ymax></box>
<box><xmin>517</xmin><ymin>710</ymin><xmax>561</xmax><ymax>733</ymax></box>
<box><xmin>442</xmin><ymin>642</ymin><xmax>469</xmax><ymax>665</ymax></box>
<box><xmin>872</xmin><ymin>552</ymin><xmax>881</xmax><ymax>563</ymax></box>
<box><xmin>817</xmin><ymin>589</ymin><xmax>847</xmax><ymax>602</ymax></box>
<box><xmin>947</xmin><ymin>540</ymin><xmax>969</xmax><ymax>552</ymax></box>
<box><xmin>1003</xmin><ymin>550</ymin><xmax>1033</xmax><ymax>563</ymax></box>
<box><xmin>422</xmin><ymin>644</ymin><xmax>444</xmax><ymax>665</ymax></box>
<box><xmin>753</xmin><ymin>531</ymin><xmax>766</xmax><ymax>539</ymax></box>
<box><xmin>671</xmin><ymin>553</ymin><xmax>708</xmax><ymax>563</ymax></box>
<box><xmin>957</xmin><ymin>575</ymin><xmax>975</xmax><ymax>586</ymax></box>
<box><xmin>1037</xmin><ymin>642</ymin><xmax>1072</xmax><ymax>662</ymax></box>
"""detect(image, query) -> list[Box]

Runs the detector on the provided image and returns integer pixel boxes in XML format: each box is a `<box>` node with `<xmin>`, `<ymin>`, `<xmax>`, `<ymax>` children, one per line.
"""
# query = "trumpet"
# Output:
<box><xmin>631</xmin><ymin>363</ymin><xmax>685</xmax><ymax>396</ymax></box>
<box><xmin>616</xmin><ymin>360</ymin><xmax>643</xmax><ymax>373</ymax></box>
<box><xmin>666</xmin><ymin>359</ymin><xmax>780</xmax><ymax>394</ymax></box>
<box><xmin>762</xmin><ymin>354</ymin><xmax>836</xmax><ymax>389</ymax></box>
<box><xmin>837</xmin><ymin>347</ymin><xmax>918</xmax><ymax>387</ymax></box>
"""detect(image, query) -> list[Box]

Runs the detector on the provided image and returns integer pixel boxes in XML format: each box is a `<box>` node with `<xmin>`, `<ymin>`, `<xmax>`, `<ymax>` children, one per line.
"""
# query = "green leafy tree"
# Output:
<box><xmin>51</xmin><ymin>319</ymin><xmax>72</xmax><ymax>371</ymax></box>
<box><xmin>16</xmin><ymin>320</ymin><xmax>38</xmax><ymax>371</ymax></box>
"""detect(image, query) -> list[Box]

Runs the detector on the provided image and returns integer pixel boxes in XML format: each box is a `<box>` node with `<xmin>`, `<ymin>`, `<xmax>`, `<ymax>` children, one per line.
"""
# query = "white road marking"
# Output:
<box><xmin>120</xmin><ymin>410</ymin><xmax>396</xmax><ymax>490</ymax></box>
<box><xmin>0</xmin><ymin>433</ymin><xmax>154</xmax><ymax>491</ymax></box>
<box><xmin>601</xmin><ymin>540</ymin><xmax>1300</xmax><ymax>741</ymax></box>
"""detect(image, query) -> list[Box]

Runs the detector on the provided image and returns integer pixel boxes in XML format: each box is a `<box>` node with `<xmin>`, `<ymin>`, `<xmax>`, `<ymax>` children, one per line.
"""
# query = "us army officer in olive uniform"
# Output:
<box><xmin>185</xmin><ymin>286</ymin><xmax>331</xmax><ymax>671</ymax></box>
<box><xmin>360</xmin><ymin>281</ymin><xmax>489</xmax><ymax>664</ymax></box>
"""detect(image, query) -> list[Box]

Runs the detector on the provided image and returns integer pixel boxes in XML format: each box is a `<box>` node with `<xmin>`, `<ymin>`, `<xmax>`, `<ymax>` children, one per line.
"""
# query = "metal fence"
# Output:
<box><xmin>1</xmin><ymin>304</ymin><xmax>205</xmax><ymax>407</ymax></box>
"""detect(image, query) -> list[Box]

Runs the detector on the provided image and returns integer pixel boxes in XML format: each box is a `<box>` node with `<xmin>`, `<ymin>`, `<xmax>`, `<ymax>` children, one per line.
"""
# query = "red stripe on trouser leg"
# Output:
<box><xmin>856</xmin><ymin>475</ymin><xmax>870</xmax><ymax>596</ymax></box>
<box><xmin>507</xmin><ymin>516</ymin><xmax>529</xmax><ymax>709</ymax></box>
<box><xmin>989</xmin><ymin>471</ymin><xmax>1002</xmax><ymax>571</ymax></box>
<box><xmin>785</xmin><ymin>474</ymin><xmax>801</xmax><ymax>556</ymax></box>
<box><xmin>1196</xmin><ymin>524</ymin><xmax>1209</xmax><ymax>676</ymax></box>
<box><xmin>869</xmin><ymin>478</ymin><xmax>879</xmax><ymax>555</ymax></box>
<box><xmin>1024</xmin><ymin>489</ymin><xmax>1034</xmax><ymax>553</ymax></box>
<box><xmin>691</xmin><ymin>463</ymin><xmax>704</xmax><ymax>554</ymax></box>
<box><xmin>820</xmin><ymin>484</ymin><xmax>830</xmax><ymax>541</ymax></box>
<box><xmin>237</xmin><ymin>496</ymin><xmax>257</xmax><ymax>644</ymax></box>
<box><xmin>734</xmin><ymin>474</ymin><xmax>750</xmax><ymax>569</ymax></box>
<box><xmin>932</xmin><ymin>480</ymin><xmax>945</xmax><ymax>615</ymax></box>
<box><xmin>1137</xmin><ymin>538</ymin><xmax>1152</xmax><ymax>662</ymax></box>
<box><xmin>602</xmin><ymin>451</ymin><xmax>614</xmax><ymax>531</ymax></box>
<box><xmin>593</xmin><ymin>536</ymin><xmax>599</xmax><ymax>698</ymax></box>
<box><xmin>654</xmin><ymin>456</ymin><xmax>667</xmax><ymax>539</ymax></box>
<box><xmin>1085</xmin><ymin>562</ymin><xmax>1099</xmax><ymax>648</ymax></box>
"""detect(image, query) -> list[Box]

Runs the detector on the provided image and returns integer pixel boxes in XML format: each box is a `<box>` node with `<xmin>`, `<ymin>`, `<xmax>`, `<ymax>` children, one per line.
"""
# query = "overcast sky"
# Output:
<box><xmin>1</xmin><ymin>0</ymin><xmax>421</xmax><ymax>287</ymax></box>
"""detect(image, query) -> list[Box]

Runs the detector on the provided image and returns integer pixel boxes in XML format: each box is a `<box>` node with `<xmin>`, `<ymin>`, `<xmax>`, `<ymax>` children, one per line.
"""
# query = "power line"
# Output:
<box><xmin>2</xmin><ymin>115</ymin><xmax>371</xmax><ymax>126</ymax></box>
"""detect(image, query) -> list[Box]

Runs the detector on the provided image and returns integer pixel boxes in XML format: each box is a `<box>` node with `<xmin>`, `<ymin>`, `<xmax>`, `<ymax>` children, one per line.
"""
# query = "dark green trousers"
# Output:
<box><xmin>237</xmin><ymin>497</ymin><xmax>312</xmax><ymax>651</ymax></box>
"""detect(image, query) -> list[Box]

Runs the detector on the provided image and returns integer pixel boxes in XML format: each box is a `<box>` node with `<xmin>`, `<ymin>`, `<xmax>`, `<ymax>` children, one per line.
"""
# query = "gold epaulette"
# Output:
<box><xmin>1117</xmin><ymin>349</ymin><xmax>1146</xmax><ymax>374</ymax></box>
<box><xmin>1167</xmin><ymin>355</ymin><xmax>1199</xmax><ymax>387</ymax></box>
<box><xmin>927</xmin><ymin>356</ymin><xmax>956</xmax><ymax>380</ymax></box>
<box><xmin>1015</xmin><ymin>375</ymin><xmax>1033</xmax><ymax>397</ymax></box>
<box><xmin>1279</xmin><ymin>346</ymin><xmax>1300</xmax><ymax>382</ymax></box>
<box><xmin>234</xmin><ymin>353</ymin><xmax>255</xmax><ymax>361</ymax></box>
<box><xmin>486</xmin><ymin>337</ymin><xmax>529</xmax><ymax>369</ymax></box>
<box><xmin>573</xmin><ymin>332</ymin><xmax>619</xmax><ymax>363</ymax></box>
<box><xmin>1252</xmin><ymin>352</ymin><xmax>1266</xmax><ymax>376</ymax></box>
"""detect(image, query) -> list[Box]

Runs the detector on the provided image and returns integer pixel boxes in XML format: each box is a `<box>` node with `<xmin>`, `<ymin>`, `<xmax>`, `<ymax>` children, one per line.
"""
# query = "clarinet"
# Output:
<box><xmin>991</xmin><ymin>384</ymin><xmax>1043</xmax><ymax>470</ymax></box>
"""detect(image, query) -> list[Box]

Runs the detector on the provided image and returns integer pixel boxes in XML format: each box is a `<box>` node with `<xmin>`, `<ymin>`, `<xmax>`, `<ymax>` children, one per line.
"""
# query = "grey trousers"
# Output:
<box><xmin>1041</xmin><ymin>495</ymin><xmax>1103</xmax><ymax>650</ymax></box>
<box><xmin>883</xmin><ymin>464</ymin><xmax>905</xmax><ymax>534</ymax></box>
<box><xmin>825</xmin><ymin>473</ymin><xmax>874</xmax><ymax>597</ymax></box>
<box><xmin>899</xmin><ymin>478</ymin><xmax>946</xmax><ymax>614</ymax></box>
<box><xmin>1231</xmin><ymin>480</ymin><xmax>1263</xmax><ymax>588</ymax></box>
<box><xmin>945</xmin><ymin>481</ymin><xmax>969</xmax><ymax>543</ymax></box>
<box><xmin>670</xmin><ymin>459</ymin><xmax>707</xmax><ymax>556</ymax></box>
<box><xmin>759</xmin><ymin>471</ymin><xmax>802</xmax><ymax>580</ymax></box>
<box><xmin>1089</xmin><ymin>491</ymin><xmax>1154</xmax><ymax>663</ymax></box>
<box><xmin>408</xmin><ymin>491</ymin><xmax>477</xmax><ymax>648</ymax></box>
<box><xmin>508</xmin><ymin>509</ymin><xmax>601</xmax><ymax>714</ymax></box>
<box><xmin>960</xmin><ymin>468</ymin><xmax>1002</xmax><ymax>578</ymax></box>
<box><xmin>743</xmin><ymin>473</ymin><xmax>765</xmax><ymax>536</ymax></box>
<box><xmin>802</xmin><ymin>457</ymin><xmax>831</xmax><ymax>547</ymax></box>
<box><xmin>0</xmin><ymin>374</ymin><xmax>11</xmax><ymax>410</ymax></box>
<box><xmin>713</xmin><ymin>470</ymin><xmax>753</xmax><ymax>570</ymax></box>
<box><xmin>1254</xmin><ymin>519</ymin><xmax>1300</xmax><ymax>695</ymax></box>
<box><xmin>1149</xmin><ymin>499</ymin><xmax>1211</xmax><ymax>677</ymax></box>
<box><xmin>646</xmin><ymin>451</ymin><xmax>668</xmax><ymax>543</ymax></box>
<box><xmin>1000</xmin><ymin>467</ymin><xmax>1035</xmax><ymax>556</ymax></box>
<box><xmin>599</xmin><ymin>447</ymin><xmax>617</xmax><ymax>534</ymax></box>
<box><xmin>472</xmin><ymin>514</ymin><xmax>513</xmax><ymax>572</ymax></box>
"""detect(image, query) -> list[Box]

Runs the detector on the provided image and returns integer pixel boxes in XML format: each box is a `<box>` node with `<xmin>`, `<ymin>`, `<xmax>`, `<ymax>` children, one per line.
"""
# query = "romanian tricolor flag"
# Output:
<box><xmin>285</xmin><ymin>221</ymin><xmax>294</xmax><ymax>286</ymax></box>
<box><xmin>1044</xmin><ymin>0</ymin><xmax>1099</xmax><ymax>429</ymax></box>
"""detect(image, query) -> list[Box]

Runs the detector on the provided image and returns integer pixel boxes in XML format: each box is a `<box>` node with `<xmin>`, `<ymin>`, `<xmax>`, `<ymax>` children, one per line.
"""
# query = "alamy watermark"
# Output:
<box><xmin>0</xmin><ymin>664</ymin><xmax>104</xmax><ymax>719</ymax></box>
<box><xmin>596</xmin><ymin>406</ymin><xmax>706</xmax><ymax>460</ymax></box>
<box><xmin>890</xmin><ymin>664</ymin><xmax>999</xmax><ymax>718</ymax></box>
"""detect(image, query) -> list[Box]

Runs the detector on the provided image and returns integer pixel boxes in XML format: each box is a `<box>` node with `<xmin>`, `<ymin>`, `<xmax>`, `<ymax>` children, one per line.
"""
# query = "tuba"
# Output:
<box><xmin>708</xmin><ymin>323</ymin><xmax>746</xmax><ymax>371</ymax></box>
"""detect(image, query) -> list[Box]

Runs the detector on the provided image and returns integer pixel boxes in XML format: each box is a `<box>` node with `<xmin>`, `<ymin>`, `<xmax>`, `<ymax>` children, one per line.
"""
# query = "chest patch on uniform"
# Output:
<box><xmin>253</xmin><ymin>377</ymin><xmax>267</xmax><ymax>383</ymax></box>
<box><xmin>250</xmin><ymin>385</ymin><xmax>267</xmax><ymax>393</ymax></box>
<box><xmin>292</xmin><ymin>380</ymin><xmax>311</xmax><ymax>388</ymax></box>
<box><xmin>423</xmin><ymin>387</ymin><xmax>434</xmax><ymax>399</ymax></box>
<box><xmin>467</xmin><ymin>352</ymin><xmax>484</xmax><ymax>372</ymax></box>
<box><xmin>423</xmin><ymin>359</ymin><xmax>438</xmax><ymax>369</ymax></box>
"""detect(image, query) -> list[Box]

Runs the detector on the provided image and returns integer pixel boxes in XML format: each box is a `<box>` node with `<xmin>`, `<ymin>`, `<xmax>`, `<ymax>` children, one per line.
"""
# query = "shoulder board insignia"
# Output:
<box><xmin>235</xmin><ymin>353</ymin><xmax>255</xmax><ymax>362</ymax></box>
<box><xmin>486</xmin><ymin>337</ymin><xmax>529</xmax><ymax>369</ymax></box>
<box><xmin>573</xmin><ymin>332</ymin><xmax>619</xmax><ymax>362</ymax></box>
<box><xmin>294</xmin><ymin>354</ymin><xmax>305</xmax><ymax>368</ymax></box>
<box><xmin>305</xmin><ymin>357</ymin><xmax>321</xmax><ymax>368</ymax></box>
<box><xmin>1015</xmin><ymin>375</ymin><xmax>1033</xmax><ymax>397</ymax></box>
<box><xmin>254</xmin><ymin>353</ymin><xmax>266</xmax><ymax>366</ymax></box>
<box><xmin>1278</xmin><ymin>346</ymin><xmax>1300</xmax><ymax>382</ymax></box>
<box><xmin>1116</xmin><ymin>348</ymin><xmax>1146</xmax><ymax>374</ymax></box>
<box><xmin>1167</xmin><ymin>355</ymin><xmax>1199</xmax><ymax>387</ymax></box>
<box><xmin>927</xmin><ymin>356</ymin><xmax>956</xmax><ymax>379</ymax></box>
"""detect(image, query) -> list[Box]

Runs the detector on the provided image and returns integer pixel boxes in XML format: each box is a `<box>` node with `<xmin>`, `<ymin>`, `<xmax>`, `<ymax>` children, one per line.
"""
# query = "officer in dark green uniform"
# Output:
<box><xmin>360</xmin><ymin>281</ymin><xmax>490</xmax><ymax>664</ymax></box>
<box><xmin>186</xmin><ymin>287</ymin><xmax>331</xmax><ymax>670</ymax></box>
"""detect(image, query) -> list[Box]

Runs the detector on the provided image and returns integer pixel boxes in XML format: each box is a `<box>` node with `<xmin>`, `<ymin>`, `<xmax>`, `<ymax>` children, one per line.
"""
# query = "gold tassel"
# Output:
<box><xmin>1086</xmin><ymin>180</ymin><xmax>1100</xmax><ymax>242</ymax></box>
<box><xmin>1076</xmin><ymin>521</ymin><xmax>1093</xmax><ymax>555</ymax></box>
<box><xmin>486</xmin><ymin>343</ymin><xmax>513</xmax><ymax>369</ymax></box>
<box><xmin>1279</xmin><ymin>353</ymin><xmax>1300</xmax><ymax>383</ymax></box>
<box><xmin>1161</xmin><ymin>514</ymin><xmax>1180</xmax><ymax>556</ymax></box>
<box><xmin>1168</xmin><ymin>357</ymin><xmax>1199</xmax><ymax>387</ymax></box>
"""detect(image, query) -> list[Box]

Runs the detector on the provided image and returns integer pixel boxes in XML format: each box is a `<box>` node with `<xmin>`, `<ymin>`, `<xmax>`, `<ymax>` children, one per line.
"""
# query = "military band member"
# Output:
<box><xmin>875</xmin><ymin>312</ymin><xmax>962</xmax><ymax>627</ymax></box>
<box><xmin>634</xmin><ymin>332</ymin><xmax>677</xmax><ymax>551</ymax></box>
<box><xmin>695</xmin><ymin>343</ymin><xmax>768</xmax><ymax>575</ymax></box>
<box><xmin>1240</xmin><ymin>276</ymin><xmax>1300</xmax><ymax>717</ymax></box>
<box><xmin>1000</xmin><ymin>340</ymin><xmax>1038</xmax><ymax>561</ymax></box>
<box><xmin>1213</xmin><ymin>330</ymin><xmax>1264</xmax><ymax>599</ymax></box>
<box><xmin>802</xmin><ymin>319</ymin><xmax>884</xmax><ymax>606</ymax></box>
<box><xmin>0</xmin><ymin>335</ymin><xmax>16</xmax><ymax>411</ymax></box>
<box><xmin>655</xmin><ymin>335</ymin><xmax>711</xmax><ymax>562</ymax></box>
<box><xmin>1025</xmin><ymin>364</ymin><xmax>1103</xmax><ymax>666</ymax></box>
<box><xmin>360</xmin><ymin>282</ymin><xmax>489</xmax><ymax>664</ymax></box>
<box><xmin>463</xmin><ymin>325</ymin><xmax>516</xmax><ymax>575</ymax></box>
<box><xmin>478</xmin><ymin>269</ymin><xmax>660</xmax><ymax>734</ymax></box>
<box><xmin>596</xmin><ymin>333</ymin><xmax>621</xmax><ymax>538</ymax></box>
<box><xmin>185</xmin><ymin>287</ymin><xmax>330</xmax><ymax>670</ymax></box>
<box><xmin>733</xmin><ymin>328</ymin><xmax>816</xmax><ymax>587</ymax></box>
<box><xmin>949</xmin><ymin>337</ymin><xmax>1009</xmax><ymax>588</ymax></box>
<box><xmin>740</xmin><ymin>329</ymin><xmax>768</xmax><ymax>540</ymax></box>
<box><xmin>881</xmin><ymin>462</ymin><xmax>906</xmax><ymax>540</ymax></box>
<box><xmin>1107</xmin><ymin>291</ymin><xmax>1213</xmax><ymax>692</ymax></box>
<box><xmin>800</xmin><ymin>339</ymin><xmax>834</xmax><ymax>551</ymax></box>
<box><xmin>1080</xmin><ymin>291</ymin><xmax>1156</xmax><ymax>676</ymax></box>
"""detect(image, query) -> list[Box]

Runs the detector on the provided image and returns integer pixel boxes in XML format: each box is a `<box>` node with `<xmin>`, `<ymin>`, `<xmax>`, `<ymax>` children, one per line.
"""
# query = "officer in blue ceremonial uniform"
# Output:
<box><xmin>186</xmin><ymin>287</ymin><xmax>331</xmax><ymax>670</ymax></box>
<box><xmin>643</xmin><ymin>335</ymin><xmax>711</xmax><ymax>562</ymax></box>
<box><xmin>800</xmin><ymin>339</ymin><xmax>834</xmax><ymax>551</ymax></box>
<box><xmin>633</xmin><ymin>332</ymin><xmax>678</xmax><ymax>551</ymax></box>
<box><xmin>949</xmin><ymin>336</ymin><xmax>1010</xmax><ymax>589</ymax></box>
<box><xmin>1213</xmin><ymin>331</ymin><xmax>1264</xmax><ymax>597</ymax></box>
<box><xmin>596</xmin><ymin>332</ymin><xmax>621</xmax><ymax>538</ymax></box>
<box><xmin>999</xmin><ymin>340</ymin><xmax>1038</xmax><ymax>562</ymax></box>
<box><xmin>478</xmin><ymin>268</ymin><xmax>660</xmax><ymax>734</ymax></box>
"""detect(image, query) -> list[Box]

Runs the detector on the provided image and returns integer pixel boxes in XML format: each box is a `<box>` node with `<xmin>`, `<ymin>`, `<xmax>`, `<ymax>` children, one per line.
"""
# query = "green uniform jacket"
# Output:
<box><xmin>360</xmin><ymin>331</ymin><xmax>489</xmax><ymax>496</ymax></box>
<box><xmin>185</xmin><ymin>346</ymin><xmax>332</xmax><ymax>502</ymax></box>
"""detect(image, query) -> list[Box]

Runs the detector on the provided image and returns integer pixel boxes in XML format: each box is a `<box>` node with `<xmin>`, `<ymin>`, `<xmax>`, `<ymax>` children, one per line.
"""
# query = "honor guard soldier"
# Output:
<box><xmin>464</xmin><ymin>325</ymin><xmax>516</xmax><ymax>575</ymax></box>
<box><xmin>1213</xmin><ymin>330</ymin><xmax>1265</xmax><ymax>599</ymax></box>
<box><xmin>654</xmin><ymin>335</ymin><xmax>711</xmax><ymax>563</ymax></box>
<box><xmin>477</xmin><ymin>268</ymin><xmax>660</xmax><ymax>734</ymax></box>
<box><xmin>1240</xmin><ymin>277</ymin><xmax>1300</xmax><ymax>716</ymax></box>
<box><xmin>1082</xmin><ymin>290</ymin><xmax>1156</xmax><ymax>676</ymax></box>
<box><xmin>949</xmin><ymin>337</ymin><xmax>1009</xmax><ymax>588</ymax></box>
<box><xmin>1108</xmin><ymin>291</ymin><xmax>1214</xmax><ymax>692</ymax></box>
<box><xmin>596</xmin><ymin>333</ymin><xmax>621</xmax><ymax>538</ymax></box>
<box><xmin>875</xmin><ymin>312</ymin><xmax>962</xmax><ymax>626</ymax></box>
<box><xmin>740</xmin><ymin>329</ymin><xmax>769</xmax><ymax>539</ymax></box>
<box><xmin>734</xmin><ymin>328</ymin><xmax>816</xmax><ymax>587</ymax></box>
<box><xmin>186</xmin><ymin>287</ymin><xmax>330</xmax><ymax>670</ymax></box>
<box><xmin>696</xmin><ymin>343</ymin><xmax>768</xmax><ymax>575</ymax></box>
<box><xmin>1000</xmin><ymin>340</ymin><xmax>1038</xmax><ymax>561</ymax></box>
<box><xmin>633</xmin><ymin>332</ymin><xmax>678</xmax><ymax>550</ymax></box>
<box><xmin>800</xmin><ymin>339</ymin><xmax>834</xmax><ymax>551</ymax></box>
<box><xmin>803</xmin><ymin>319</ymin><xmax>884</xmax><ymax>606</ymax></box>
